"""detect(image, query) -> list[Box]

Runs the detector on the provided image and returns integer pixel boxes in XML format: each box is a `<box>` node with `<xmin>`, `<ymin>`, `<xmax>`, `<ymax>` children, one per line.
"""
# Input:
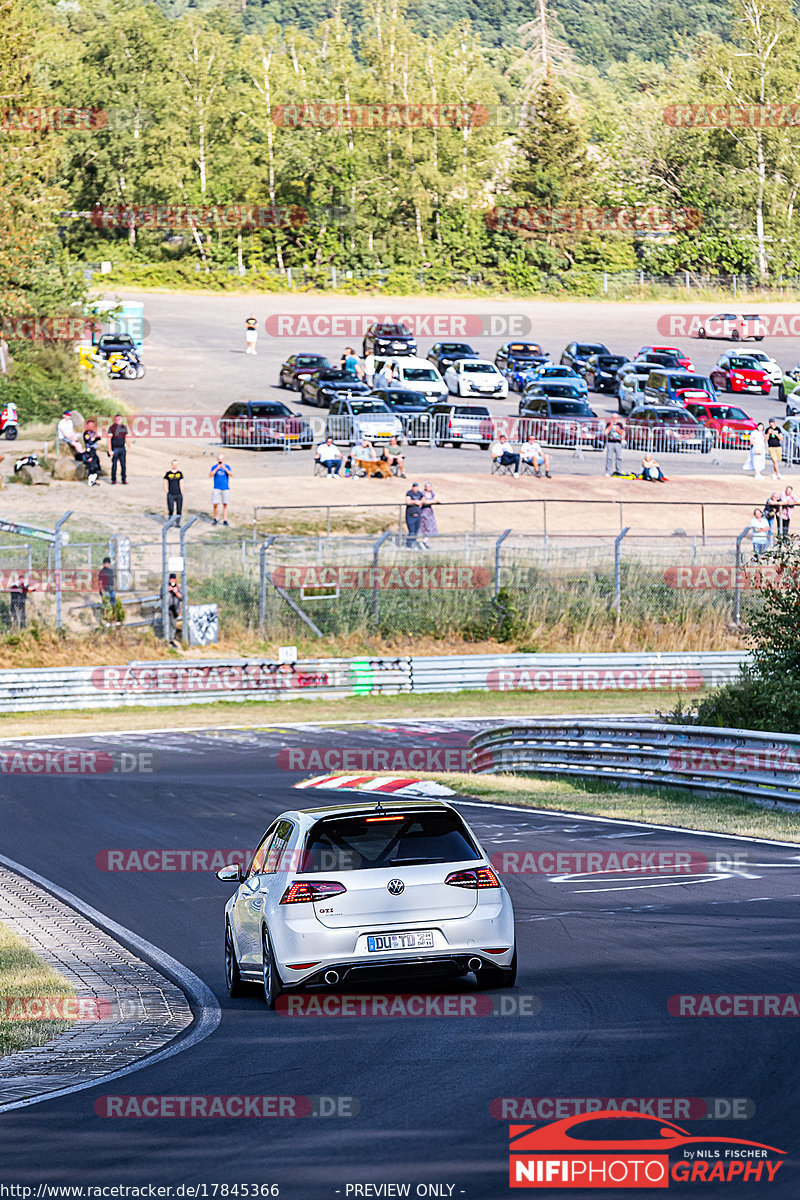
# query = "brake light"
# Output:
<box><xmin>279</xmin><ymin>881</ymin><xmax>347</xmax><ymax>904</ymax></box>
<box><xmin>365</xmin><ymin>814</ymin><xmax>406</xmax><ymax>822</ymax></box>
<box><xmin>445</xmin><ymin>868</ymin><xmax>500</xmax><ymax>889</ymax></box>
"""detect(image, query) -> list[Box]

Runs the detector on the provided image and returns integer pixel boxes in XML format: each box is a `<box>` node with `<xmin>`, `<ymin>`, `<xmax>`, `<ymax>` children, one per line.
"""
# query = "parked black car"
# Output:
<box><xmin>219</xmin><ymin>400</ymin><xmax>313</xmax><ymax>449</ymax></box>
<box><xmin>560</xmin><ymin>341</ymin><xmax>611</xmax><ymax>373</ymax></box>
<box><xmin>301</xmin><ymin>369</ymin><xmax>371</xmax><ymax>408</ymax></box>
<box><xmin>371</xmin><ymin>387</ymin><xmax>432</xmax><ymax>440</ymax></box>
<box><xmin>279</xmin><ymin>353</ymin><xmax>332</xmax><ymax>391</ymax></box>
<box><xmin>584</xmin><ymin>353</ymin><xmax>629</xmax><ymax>393</ymax></box>
<box><xmin>362</xmin><ymin>322</ymin><xmax>417</xmax><ymax>357</ymax></box>
<box><xmin>426</xmin><ymin>342</ymin><xmax>480</xmax><ymax>372</ymax></box>
<box><xmin>518</xmin><ymin>389</ymin><xmax>603</xmax><ymax>448</ymax></box>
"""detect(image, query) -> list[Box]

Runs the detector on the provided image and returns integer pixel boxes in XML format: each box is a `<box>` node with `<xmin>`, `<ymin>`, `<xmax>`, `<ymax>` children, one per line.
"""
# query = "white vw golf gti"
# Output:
<box><xmin>217</xmin><ymin>800</ymin><xmax>517</xmax><ymax>1008</ymax></box>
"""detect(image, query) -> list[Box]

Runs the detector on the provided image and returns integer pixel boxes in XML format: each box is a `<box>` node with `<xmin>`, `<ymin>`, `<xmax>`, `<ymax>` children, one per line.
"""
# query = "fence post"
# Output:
<box><xmin>733</xmin><ymin>526</ymin><xmax>749</xmax><ymax>626</ymax></box>
<box><xmin>53</xmin><ymin>511</ymin><xmax>72</xmax><ymax>631</ymax></box>
<box><xmin>178</xmin><ymin>515</ymin><xmax>202</xmax><ymax>645</ymax></box>
<box><xmin>685</xmin><ymin>270</ymin><xmax>690</xmax><ymax>294</ymax></box>
<box><xmin>331</xmin><ymin>265</ymin><xmax>337</xmax><ymax>288</ymax></box>
<box><xmin>161</xmin><ymin>513</ymin><xmax>180</xmax><ymax>643</ymax></box>
<box><xmin>372</xmin><ymin>529</ymin><xmax>392</xmax><ymax>625</ymax></box>
<box><xmin>494</xmin><ymin>529</ymin><xmax>512</xmax><ymax>597</ymax></box>
<box><xmin>733</xmin><ymin>274</ymin><xmax>737</xmax><ymax>299</ymax></box>
<box><xmin>614</xmin><ymin>526</ymin><xmax>630</xmax><ymax>620</ymax></box>
<box><xmin>259</xmin><ymin>536</ymin><xmax>276</xmax><ymax>636</ymax></box>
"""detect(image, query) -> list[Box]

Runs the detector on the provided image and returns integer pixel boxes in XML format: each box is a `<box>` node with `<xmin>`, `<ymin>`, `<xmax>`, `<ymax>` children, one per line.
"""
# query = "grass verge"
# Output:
<box><xmin>0</xmin><ymin>687</ymin><xmax>683</xmax><ymax>739</ymax></box>
<box><xmin>435</xmin><ymin>772</ymin><xmax>800</xmax><ymax>843</ymax></box>
<box><xmin>0</xmin><ymin>922</ymin><xmax>73</xmax><ymax>1055</ymax></box>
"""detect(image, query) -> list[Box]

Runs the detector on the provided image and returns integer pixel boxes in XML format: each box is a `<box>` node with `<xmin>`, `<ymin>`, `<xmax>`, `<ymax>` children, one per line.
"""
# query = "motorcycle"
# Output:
<box><xmin>106</xmin><ymin>350</ymin><xmax>146</xmax><ymax>381</ymax></box>
<box><xmin>1</xmin><ymin>401</ymin><xmax>18</xmax><ymax>440</ymax></box>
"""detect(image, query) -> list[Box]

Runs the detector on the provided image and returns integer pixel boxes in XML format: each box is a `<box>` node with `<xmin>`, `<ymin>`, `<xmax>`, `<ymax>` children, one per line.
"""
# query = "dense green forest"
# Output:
<box><xmin>4</xmin><ymin>0</ymin><xmax>800</xmax><ymax>318</ymax></box>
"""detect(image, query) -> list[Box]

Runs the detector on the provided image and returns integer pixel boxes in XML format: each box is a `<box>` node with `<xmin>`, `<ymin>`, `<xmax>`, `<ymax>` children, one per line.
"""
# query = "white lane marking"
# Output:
<box><xmin>569</xmin><ymin>874</ymin><xmax>733</xmax><ymax>894</ymax></box>
<box><xmin>0</xmin><ymin>853</ymin><xmax>221</xmax><ymax>1113</ymax></box>
<box><xmin>452</xmin><ymin>798</ymin><xmax>800</xmax><ymax>850</ymax></box>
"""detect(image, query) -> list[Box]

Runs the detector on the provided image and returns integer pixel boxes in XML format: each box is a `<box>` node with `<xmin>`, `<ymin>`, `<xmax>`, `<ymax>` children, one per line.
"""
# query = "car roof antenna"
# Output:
<box><xmin>374</xmin><ymin>797</ymin><xmax>386</xmax><ymax>814</ymax></box>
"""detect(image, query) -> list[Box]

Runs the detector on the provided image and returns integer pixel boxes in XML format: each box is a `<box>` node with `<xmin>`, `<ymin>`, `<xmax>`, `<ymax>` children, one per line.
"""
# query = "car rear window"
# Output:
<box><xmin>454</xmin><ymin>406</ymin><xmax>490</xmax><ymax>416</ymax></box>
<box><xmin>295</xmin><ymin>355</ymin><xmax>328</xmax><ymax>367</ymax></box>
<box><xmin>403</xmin><ymin>367</ymin><xmax>439</xmax><ymax>381</ymax></box>
<box><xmin>301</xmin><ymin>810</ymin><xmax>480</xmax><ymax>872</ymax></box>
<box><xmin>545</xmin><ymin>387</ymin><xmax>584</xmax><ymax>400</ymax></box>
<box><xmin>549</xmin><ymin>400</ymin><xmax>591</xmax><ymax>414</ymax></box>
<box><xmin>577</xmin><ymin>343</ymin><xmax>607</xmax><ymax>355</ymax></box>
<box><xmin>673</xmin><ymin>375</ymin><xmax>713</xmax><ymax>391</ymax></box>
<box><xmin>250</xmin><ymin>403</ymin><xmax>291</xmax><ymax>417</ymax></box>
<box><xmin>350</xmin><ymin>399</ymin><xmax>390</xmax><ymax>413</ymax></box>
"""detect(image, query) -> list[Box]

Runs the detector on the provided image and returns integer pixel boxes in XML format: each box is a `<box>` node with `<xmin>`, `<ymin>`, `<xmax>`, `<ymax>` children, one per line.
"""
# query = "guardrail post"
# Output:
<box><xmin>373</xmin><ymin>529</ymin><xmax>392</xmax><ymax>625</ymax></box>
<box><xmin>733</xmin><ymin>526</ymin><xmax>749</xmax><ymax>626</ymax></box>
<box><xmin>53</xmin><ymin>511</ymin><xmax>72</xmax><ymax>630</ymax></box>
<box><xmin>161</xmin><ymin>513</ymin><xmax>180</xmax><ymax>642</ymax></box>
<box><xmin>614</xmin><ymin>526</ymin><xmax>630</xmax><ymax>620</ymax></box>
<box><xmin>494</xmin><ymin>529</ymin><xmax>512</xmax><ymax>598</ymax></box>
<box><xmin>259</xmin><ymin>536</ymin><xmax>276</xmax><ymax>636</ymax></box>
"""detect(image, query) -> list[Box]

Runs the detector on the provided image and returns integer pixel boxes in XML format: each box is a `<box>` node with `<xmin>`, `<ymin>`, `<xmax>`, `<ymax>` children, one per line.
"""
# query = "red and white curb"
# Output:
<box><xmin>295</xmin><ymin>774</ymin><xmax>455</xmax><ymax>797</ymax></box>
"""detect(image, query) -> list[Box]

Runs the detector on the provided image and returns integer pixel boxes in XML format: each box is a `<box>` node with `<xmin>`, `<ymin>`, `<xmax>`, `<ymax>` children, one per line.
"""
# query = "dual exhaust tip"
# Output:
<box><xmin>322</xmin><ymin>959</ymin><xmax>482</xmax><ymax>987</ymax></box>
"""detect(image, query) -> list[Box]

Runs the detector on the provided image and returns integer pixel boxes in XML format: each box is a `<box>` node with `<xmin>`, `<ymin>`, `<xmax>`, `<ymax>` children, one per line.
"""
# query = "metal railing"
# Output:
<box><xmin>468</xmin><ymin>719</ymin><xmax>800</xmax><ymax>804</ymax></box>
<box><xmin>210</xmin><ymin>416</ymin><xmax>314</xmax><ymax>452</ymax></box>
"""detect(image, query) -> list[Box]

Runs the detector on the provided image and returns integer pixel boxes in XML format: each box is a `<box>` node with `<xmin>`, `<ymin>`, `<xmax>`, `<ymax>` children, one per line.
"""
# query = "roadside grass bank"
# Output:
<box><xmin>0</xmin><ymin>687</ymin><xmax>681</xmax><ymax>739</ymax></box>
<box><xmin>438</xmin><ymin>772</ymin><xmax>800</xmax><ymax>843</ymax></box>
<box><xmin>0</xmin><ymin>922</ymin><xmax>73</xmax><ymax>1056</ymax></box>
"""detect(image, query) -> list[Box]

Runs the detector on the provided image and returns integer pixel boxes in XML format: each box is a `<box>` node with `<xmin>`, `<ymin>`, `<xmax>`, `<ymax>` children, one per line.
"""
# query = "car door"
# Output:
<box><xmin>232</xmin><ymin>824</ymin><xmax>278</xmax><ymax>966</ymax></box>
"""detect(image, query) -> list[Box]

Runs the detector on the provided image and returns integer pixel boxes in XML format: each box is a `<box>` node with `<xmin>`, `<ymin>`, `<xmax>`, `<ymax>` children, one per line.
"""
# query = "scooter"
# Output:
<box><xmin>0</xmin><ymin>401</ymin><xmax>18</xmax><ymax>440</ymax></box>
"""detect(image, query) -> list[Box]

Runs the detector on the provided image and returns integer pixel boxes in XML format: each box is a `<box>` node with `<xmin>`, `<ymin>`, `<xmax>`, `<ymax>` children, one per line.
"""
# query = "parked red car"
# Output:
<box><xmin>683</xmin><ymin>400</ymin><xmax>757</xmax><ymax>448</ymax></box>
<box><xmin>636</xmin><ymin>344</ymin><xmax>694</xmax><ymax>370</ymax></box>
<box><xmin>710</xmin><ymin>354</ymin><xmax>771</xmax><ymax>395</ymax></box>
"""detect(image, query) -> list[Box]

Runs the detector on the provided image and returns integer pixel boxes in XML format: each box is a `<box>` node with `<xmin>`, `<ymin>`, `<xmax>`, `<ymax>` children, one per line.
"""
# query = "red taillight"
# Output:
<box><xmin>279</xmin><ymin>880</ymin><xmax>347</xmax><ymax>904</ymax></box>
<box><xmin>286</xmin><ymin>962</ymin><xmax>321</xmax><ymax>970</ymax></box>
<box><xmin>365</xmin><ymin>814</ymin><xmax>406</xmax><ymax>822</ymax></box>
<box><xmin>445</xmin><ymin>867</ymin><xmax>500</xmax><ymax>889</ymax></box>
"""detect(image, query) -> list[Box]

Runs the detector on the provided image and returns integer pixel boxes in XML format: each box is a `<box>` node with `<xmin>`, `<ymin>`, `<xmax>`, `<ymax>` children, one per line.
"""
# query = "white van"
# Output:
<box><xmin>384</xmin><ymin>355</ymin><xmax>448</xmax><ymax>399</ymax></box>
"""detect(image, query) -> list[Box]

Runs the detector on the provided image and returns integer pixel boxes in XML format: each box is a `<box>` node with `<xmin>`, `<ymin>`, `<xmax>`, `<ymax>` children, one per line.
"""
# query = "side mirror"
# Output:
<box><xmin>216</xmin><ymin>863</ymin><xmax>243</xmax><ymax>883</ymax></box>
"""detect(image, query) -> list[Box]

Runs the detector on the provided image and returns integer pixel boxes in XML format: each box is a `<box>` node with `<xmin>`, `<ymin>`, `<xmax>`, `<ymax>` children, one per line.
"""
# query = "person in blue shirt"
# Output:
<box><xmin>342</xmin><ymin>346</ymin><xmax>360</xmax><ymax>374</ymax></box>
<box><xmin>209</xmin><ymin>455</ymin><xmax>232</xmax><ymax>525</ymax></box>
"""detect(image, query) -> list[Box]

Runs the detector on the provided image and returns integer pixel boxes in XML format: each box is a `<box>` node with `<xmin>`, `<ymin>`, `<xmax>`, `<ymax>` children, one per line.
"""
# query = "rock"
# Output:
<box><xmin>17</xmin><ymin>465</ymin><xmax>50</xmax><ymax>486</ymax></box>
<box><xmin>52</xmin><ymin>456</ymin><xmax>87</xmax><ymax>481</ymax></box>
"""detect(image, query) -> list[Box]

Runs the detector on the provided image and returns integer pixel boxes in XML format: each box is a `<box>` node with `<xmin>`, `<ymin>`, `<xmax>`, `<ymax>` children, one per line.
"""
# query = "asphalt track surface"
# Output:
<box><xmin>1</xmin><ymin>719</ymin><xmax>799</xmax><ymax>1198</ymax></box>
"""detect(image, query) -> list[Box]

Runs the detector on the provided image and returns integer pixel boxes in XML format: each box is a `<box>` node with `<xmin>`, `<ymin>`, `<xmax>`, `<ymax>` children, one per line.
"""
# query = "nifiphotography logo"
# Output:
<box><xmin>508</xmin><ymin>1111</ymin><xmax>786</xmax><ymax>1188</ymax></box>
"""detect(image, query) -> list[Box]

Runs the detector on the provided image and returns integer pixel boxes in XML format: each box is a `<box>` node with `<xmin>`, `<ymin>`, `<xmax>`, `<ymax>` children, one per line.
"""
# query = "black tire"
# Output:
<box><xmin>225</xmin><ymin>921</ymin><xmax>246</xmax><ymax>998</ymax></box>
<box><xmin>135</xmin><ymin>364</ymin><xmax>146</xmax><ymax>379</ymax></box>
<box><xmin>262</xmin><ymin>926</ymin><xmax>283</xmax><ymax>1010</ymax></box>
<box><xmin>474</xmin><ymin>945</ymin><xmax>517</xmax><ymax>990</ymax></box>
<box><xmin>278</xmin><ymin>374</ymin><xmax>286</xmax><ymax>388</ymax></box>
<box><xmin>779</xmin><ymin>383</ymin><xmax>786</xmax><ymax>402</ymax></box>
<box><xmin>725</xmin><ymin>378</ymin><xmax>731</xmax><ymax>392</ymax></box>
<box><xmin>479</xmin><ymin>441</ymin><xmax>490</xmax><ymax>450</ymax></box>
<box><xmin>4</xmin><ymin>427</ymin><xmax>17</xmax><ymax>440</ymax></box>
<box><xmin>698</xmin><ymin>328</ymin><xmax>706</xmax><ymax>339</ymax></box>
<box><xmin>732</xmin><ymin>330</ymin><xmax>740</xmax><ymax>341</ymax></box>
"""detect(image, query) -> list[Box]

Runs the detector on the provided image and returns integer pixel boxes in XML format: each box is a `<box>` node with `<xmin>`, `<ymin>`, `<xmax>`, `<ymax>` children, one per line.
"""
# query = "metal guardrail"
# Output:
<box><xmin>0</xmin><ymin>651</ymin><xmax>747</xmax><ymax>713</ymax></box>
<box><xmin>468</xmin><ymin>719</ymin><xmax>800</xmax><ymax>805</ymax></box>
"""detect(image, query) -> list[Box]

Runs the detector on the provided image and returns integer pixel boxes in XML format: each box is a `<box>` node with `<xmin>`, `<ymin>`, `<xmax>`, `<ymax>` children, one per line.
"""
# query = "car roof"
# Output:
<box><xmin>292</xmin><ymin>799</ymin><xmax>457</xmax><ymax>823</ymax></box>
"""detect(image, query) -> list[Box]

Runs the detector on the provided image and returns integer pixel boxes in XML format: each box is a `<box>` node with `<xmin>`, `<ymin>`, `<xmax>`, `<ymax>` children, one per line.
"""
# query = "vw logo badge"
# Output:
<box><xmin>387</xmin><ymin>878</ymin><xmax>404</xmax><ymax>895</ymax></box>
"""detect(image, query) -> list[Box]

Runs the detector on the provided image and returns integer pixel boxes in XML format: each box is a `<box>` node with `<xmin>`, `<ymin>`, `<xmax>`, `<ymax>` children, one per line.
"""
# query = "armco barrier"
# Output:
<box><xmin>468</xmin><ymin>720</ymin><xmax>800</xmax><ymax>804</ymax></box>
<box><xmin>0</xmin><ymin>651</ymin><xmax>747</xmax><ymax>714</ymax></box>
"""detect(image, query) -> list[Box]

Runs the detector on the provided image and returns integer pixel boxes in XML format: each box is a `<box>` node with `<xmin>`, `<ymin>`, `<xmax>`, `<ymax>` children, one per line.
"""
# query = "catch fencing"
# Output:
<box><xmin>468</xmin><ymin>720</ymin><xmax>800</xmax><ymax>805</ymax></box>
<box><xmin>209</xmin><ymin>412</ymin><xmax>785</xmax><ymax>458</ymax></box>
<box><xmin>0</xmin><ymin>651</ymin><xmax>747</xmax><ymax>713</ymax></box>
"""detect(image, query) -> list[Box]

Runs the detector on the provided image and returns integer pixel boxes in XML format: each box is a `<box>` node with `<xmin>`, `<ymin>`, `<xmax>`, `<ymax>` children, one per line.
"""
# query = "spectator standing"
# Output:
<box><xmin>316</xmin><ymin>437</ymin><xmax>342</xmax><ymax>478</ymax></box>
<box><xmin>166</xmin><ymin>572</ymin><xmax>182</xmax><ymax>645</ymax></box>
<box><xmin>98</xmin><ymin>557</ymin><xmax>116</xmax><ymax>605</ymax></box>
<box><xmin>164</xmin><ymin>459</ymin><xmax>184</xmax><ymax>520</ymax></box>
<box><xmin>744</xmin><ymin>422</ymin><xmax>766</xmax><ymax>478</ymax></box>
<box><xmin>82</xmin><ymin>419</ymin><xmax>102</xmax><ymax>487</ymax></box>
<box><xmin>209</xmin><ymin>455</ymin><xmax>231</xmax><ymax>525</ymax></box>
<box><xmin>779</xmin><ymin>485</ymin><xmax>796</xmax><ymax>541</ymax></box>
<box><xmin>8</xmin><ymin>573</ymin><xmax>28</xmax><ymax>629</ymax></box>
<box><xmin>748</xmin><ymin>508</ymin><xmax>771</xmax><ymax>560</ymax></box>
<box><xmin>763</xmin><ymin>492</ymin><xmax>782</xmax><ymax>540</ymax></box>
<box><xmin>520</xmin><ymin>436</ymin><xmax>551</xmax><ymax>477</ymax></box>
<box><xmin>405</xmin><ymin>481</ymin><xmax>423</xmax><ymax>548</ymax></box>
<box><xmin>342</xmin><ymin>347</ymin><xmax>360</xmax><ymax>374</ymax></box>
<box><xmin>490</xmin><ymin>434</ymin><xmax>520</xmax><ymax>475</ymax></box>
<box><xmin>245</xmin><ymin>314</ymin><xmax>258</xmax><ymax>355</ymax></box>
<box><xmin>766</xmin><ymin>419</ymin><xmax>784</xmax><ymax>480</ymax></box>
<box><xmin>418</xmin><ymin>482</ymin><xmax>439</xmax><ymax>549</ymax></box>
<box><xmin>107</xmin><ymin>413</ymin><xmax>130</xmax><ymax>484</ymax></box>
<box><xmin>604</xmin><ymin>417</ymin><xmax>625</xmax><ymax>476</ymax></box>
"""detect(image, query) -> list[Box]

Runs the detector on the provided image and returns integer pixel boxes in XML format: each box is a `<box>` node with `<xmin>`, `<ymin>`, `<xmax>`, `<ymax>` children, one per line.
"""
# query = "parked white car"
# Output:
<box><xmin>743</xmin><ymin>350</ymin><xmax>783</xmax><ymax>388</ymax></box>
<box><xmin>325</xmin><ymin>396</ymin><xmax>404</xmax><ymax>444</ymax></box>
<box><xmin>218</xmin><ymin>800</ymin><xmax>517</xmax><ymax>1008</ymax></box>
<box><xmin>443</xmin><ymin>359</ymin><xmax>509</xmax><ymax>398</ymax></box>
<box><xmin>385</xmin><ymin>355</ymin><xmax>448</xmax><ymax>399</ymax></box>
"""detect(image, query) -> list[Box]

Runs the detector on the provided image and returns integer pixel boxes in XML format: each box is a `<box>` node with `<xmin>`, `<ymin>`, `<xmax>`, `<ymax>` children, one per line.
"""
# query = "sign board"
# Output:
<box><xmin>187</xmin><ymin>604</ymin><xmax>218</xmax><ymax>647</ymax></box>
<box><xmin>278</xmin><ymin>646</ymin><xmax>298</xmax><ymax>663</ymax></box>
<box><xmin>168</xmin><ymin>555</ymin><xmax>184</xmax><ymax>573</ymax></box>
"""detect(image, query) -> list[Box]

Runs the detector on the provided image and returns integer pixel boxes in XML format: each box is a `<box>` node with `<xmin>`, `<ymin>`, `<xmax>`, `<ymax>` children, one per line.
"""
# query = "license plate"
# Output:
<box><xmin>367</xmin><ymin>931</ymin><xmax>434</xmax><ymax>952</ymax></box>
